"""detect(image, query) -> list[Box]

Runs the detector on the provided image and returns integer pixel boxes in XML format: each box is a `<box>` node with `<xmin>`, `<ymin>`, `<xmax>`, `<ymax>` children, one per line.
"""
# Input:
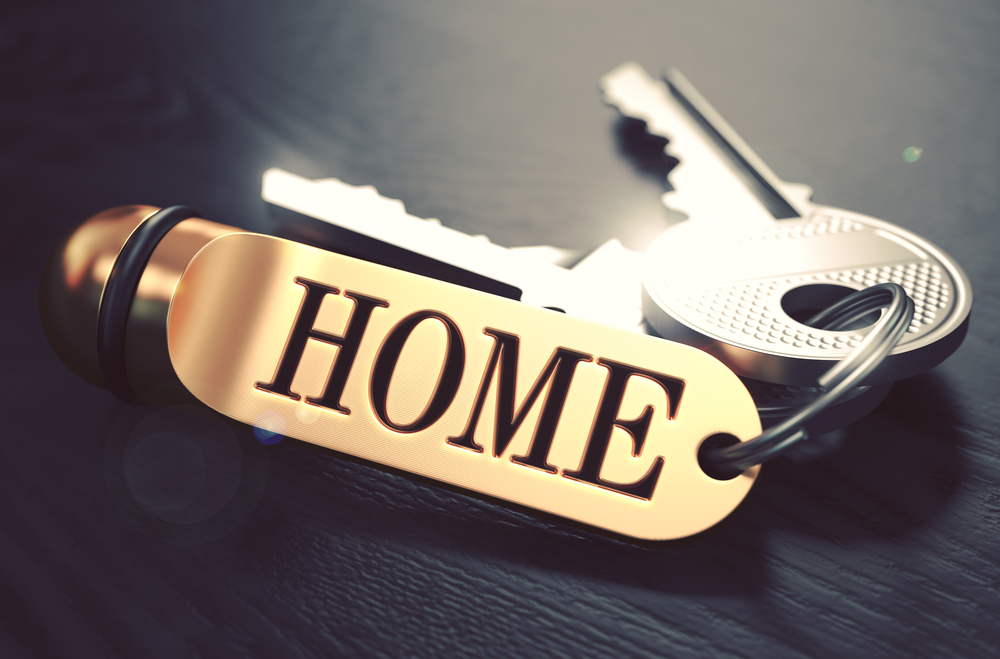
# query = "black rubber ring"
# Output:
<box><xmin>96</xmin><ymin>206</ymin><xmax>201</xmax><ymax>401</ymax></box>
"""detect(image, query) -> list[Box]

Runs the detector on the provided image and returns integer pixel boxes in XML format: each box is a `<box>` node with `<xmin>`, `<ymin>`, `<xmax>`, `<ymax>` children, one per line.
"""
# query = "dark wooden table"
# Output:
<box><xmin>3</xmin><ymin>1</ymin><xmax>998</xmax><ymax>656</ymax></box>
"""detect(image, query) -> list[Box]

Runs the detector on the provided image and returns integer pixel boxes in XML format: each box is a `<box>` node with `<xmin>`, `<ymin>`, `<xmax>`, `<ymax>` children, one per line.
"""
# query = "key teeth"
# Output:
<box><xmin>315</xmin><ymin>176</ymin><xmax>464</xmax><ymax>237</ymax></box>
<box><xmin>602</xmin><ymin>63</ymin><xmax>690</xmax><ymax>218</ymax></box>
<box><xmin>601</xmin><ymin>63</ymin><xmax>703</xmax><ymax>219</ymax></box>
<box><xmin>599</xmin><ymin>62</ymin><xmax>651</xmax><ymax>103</ymax></box>
<box><xmin>602</xmin><ymin>62</ymin><xmax>812</xmax><ymax>222</ymax></box>
<box><xmin>600</xmin><ymin>63</ymin><xmax>677</xmax><ymax>142</ymax></box>
<box><xmin>781</xmin><ymin>182</ymin><xmax>816</xmax><ymax>207</ymax></box>
<box><xmin>660</xmin><ymin>191</ymin><xmax>692</xmax><ymax>219</ymax></box>
<box><xmin>318</xmin><ymin>178</ymin><xmax>409</xmax><ymax>214</ymax></box>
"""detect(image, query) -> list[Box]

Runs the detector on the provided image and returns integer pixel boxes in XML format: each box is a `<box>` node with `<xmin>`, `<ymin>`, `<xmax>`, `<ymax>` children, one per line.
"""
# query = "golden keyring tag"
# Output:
<box><xmin>41</xmin><ymin>206</ymin><xmax>760</xmax><ymax>542</ymax></box>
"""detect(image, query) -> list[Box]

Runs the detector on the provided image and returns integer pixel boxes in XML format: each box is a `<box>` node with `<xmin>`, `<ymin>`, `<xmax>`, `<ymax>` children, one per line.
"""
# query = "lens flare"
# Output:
<box><xmin>253</xmin><ymin>410</ymin><xmax>287</xmax><ymax>444</ymax></box>
<box><xmin>903</xmin><ymin>147</ymin><xmax>922</xmax><ymax>163</ymax></box>
<box><xmin>125</xmin><ymin>432</ymin><xmax>207</xmax><ymax>512</ymax></box>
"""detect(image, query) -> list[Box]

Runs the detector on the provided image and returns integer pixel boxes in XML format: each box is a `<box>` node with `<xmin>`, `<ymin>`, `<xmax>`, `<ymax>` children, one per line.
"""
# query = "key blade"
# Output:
<box><xmin>262</xmin><ymin>169</ymin><xmax>643</xmax><ymax>329</ymax></box>
<box><xmin>263</xmin><ymin>168</ymin><xmax>542</xmax><ymax>296</ymax></box>
<box><xmin>263</xmin><ymin>169</ymin><xmax>527</xmax><ymax>299</ymax></box>
<box><xmin>663</xmin><ymin>68</ymin><xmax>802</xmax><ymax>219</ymax></box>
<box><xmin>508</xmin><ymin>244</ymin><xmax>586</xmax><ymax>268</ymax></box>
<box><xmin>600</xmin><ymin>63</ymin><xmax>778</xmax><ymax>230</ymax></box>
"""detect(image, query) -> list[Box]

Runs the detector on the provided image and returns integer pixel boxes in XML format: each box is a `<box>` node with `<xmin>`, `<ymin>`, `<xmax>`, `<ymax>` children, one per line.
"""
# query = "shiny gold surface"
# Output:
<box><xmin>39</xmin><ymin>206</ymin><xmax>242</xmax><ymax>397</ymax></box>
<box><xmin>123</xmin><ymin>218</ymin><xmax>244</xmax><ymax>400</ymax></box>
<box><xmin>169</xmin><ymin>233</ymin><xmax>761</xmax><ymax>541</ymax></box>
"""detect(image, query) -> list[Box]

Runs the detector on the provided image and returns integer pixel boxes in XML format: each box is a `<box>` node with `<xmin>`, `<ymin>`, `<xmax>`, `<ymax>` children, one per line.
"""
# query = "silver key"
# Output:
<box><xmin>262</xmin><ymin>169</ymin><xmax>646</xmax><ymax>330</ymax></box>
<box><xmin>600</xmin><ymin>63</ymin><xmax>972</xmax><ymax>386</ymax></box>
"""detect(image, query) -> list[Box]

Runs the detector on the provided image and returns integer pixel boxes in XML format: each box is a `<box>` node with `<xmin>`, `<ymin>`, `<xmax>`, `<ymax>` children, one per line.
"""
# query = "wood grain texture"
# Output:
<box><xmin>1</xmin><ymin>0</ymin><xmax>998</xmax><ymax>657</ymax></box>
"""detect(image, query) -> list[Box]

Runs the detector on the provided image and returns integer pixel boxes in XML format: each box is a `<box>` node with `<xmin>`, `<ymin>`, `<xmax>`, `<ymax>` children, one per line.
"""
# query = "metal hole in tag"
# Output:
<box><xmin>167</xmin><ymin>232</ymin><xmax>760</xmax><ymax>542</ymax></box>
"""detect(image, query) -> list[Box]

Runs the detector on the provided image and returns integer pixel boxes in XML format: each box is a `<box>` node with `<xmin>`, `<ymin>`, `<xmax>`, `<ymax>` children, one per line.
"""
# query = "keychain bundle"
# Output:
<box><xmin>40</xmin><ymin>64</ymin><xmax>971</xmax><ymax>542</ymax></box>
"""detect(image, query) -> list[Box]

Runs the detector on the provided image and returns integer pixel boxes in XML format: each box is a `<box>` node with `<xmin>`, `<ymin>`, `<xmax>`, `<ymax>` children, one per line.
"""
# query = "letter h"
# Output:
<box><xmin>256</xmin><ymin>277</ymin><xmax>387</xmax><ymax>413</ymax></box>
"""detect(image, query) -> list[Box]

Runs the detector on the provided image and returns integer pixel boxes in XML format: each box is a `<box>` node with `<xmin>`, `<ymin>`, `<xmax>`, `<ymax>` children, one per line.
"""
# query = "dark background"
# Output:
<box><xmin>2</xmin><ymin>0</ymin><xmax>998</xmax><ymax>657</ymax></box>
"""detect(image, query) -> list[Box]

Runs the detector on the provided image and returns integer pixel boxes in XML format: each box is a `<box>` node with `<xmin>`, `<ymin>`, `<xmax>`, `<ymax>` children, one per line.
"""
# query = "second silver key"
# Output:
<box><xmin>601</xmin><ymin>63</ymin><xmax>973</xmax><ymax>386</ymax></box>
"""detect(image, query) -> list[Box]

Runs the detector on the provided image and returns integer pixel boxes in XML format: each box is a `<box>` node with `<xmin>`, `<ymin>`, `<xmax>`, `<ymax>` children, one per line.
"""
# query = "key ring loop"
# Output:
<box><xmin>705</xmin><ymin>283</ymin><xmax>914</xmax><ymax>473</ymax></box>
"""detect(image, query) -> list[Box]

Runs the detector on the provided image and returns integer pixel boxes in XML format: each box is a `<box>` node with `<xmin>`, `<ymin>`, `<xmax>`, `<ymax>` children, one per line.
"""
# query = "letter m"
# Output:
<box><xmin>448</xmin><ymin>329</ymin><xmax>591</xmax><ymax>473</ymax></box>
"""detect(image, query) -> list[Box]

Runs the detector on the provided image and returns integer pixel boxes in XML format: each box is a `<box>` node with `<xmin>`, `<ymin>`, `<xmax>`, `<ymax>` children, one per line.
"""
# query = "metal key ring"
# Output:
<box><xmin>705</xmin><ymin>283</ymin><xmax>914</xmax><ymax>473</ymax></box>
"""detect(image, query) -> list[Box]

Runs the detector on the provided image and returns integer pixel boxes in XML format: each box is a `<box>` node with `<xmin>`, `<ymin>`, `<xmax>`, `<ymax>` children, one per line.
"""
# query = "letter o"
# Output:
<box><xmin>370</xmin><ymin>311</ymin><xmax>466</xmax><ymax>433</ymax></box>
